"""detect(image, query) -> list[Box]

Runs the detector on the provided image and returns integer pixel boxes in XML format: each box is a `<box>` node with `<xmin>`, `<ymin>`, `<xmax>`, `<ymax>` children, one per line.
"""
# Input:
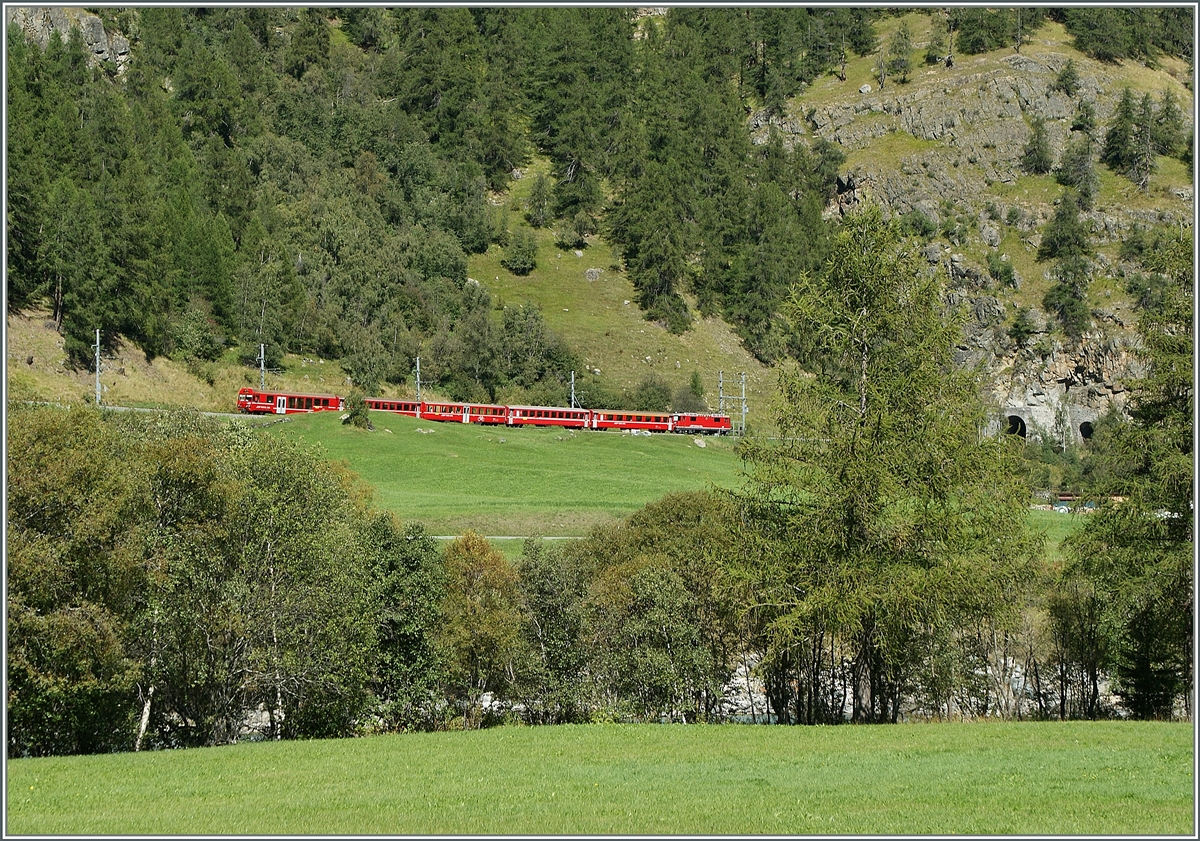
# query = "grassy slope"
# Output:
<box><xmin>7</xmin><ymin>721</ymin><xmax>1192</xmax><ymax>835</ymax></box>
<box><xmin>469</xmin><ymin>156</ymin><xmax>775</xmax><ymax>420</ymax></box>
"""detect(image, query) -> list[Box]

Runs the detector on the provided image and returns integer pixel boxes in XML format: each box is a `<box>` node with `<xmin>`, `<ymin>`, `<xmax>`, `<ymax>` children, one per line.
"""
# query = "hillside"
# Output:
<box><xmin>762</xmin><ymin>14</ymin><xmax>1192</xmax><ymax>444</ymax></box>
<box><xmin>4</xmin><ymin>9</ymin><xmax>1191</xmax><ymax>436</ymax></box>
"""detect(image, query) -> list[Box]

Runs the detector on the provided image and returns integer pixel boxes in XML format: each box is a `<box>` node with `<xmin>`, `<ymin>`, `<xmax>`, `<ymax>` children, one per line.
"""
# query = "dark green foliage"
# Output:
<box><xmin>1043</xmin><ymin>255</ymin><xmax>1093</xmax><ymax>338</ymax></box>
<box><xmin>285</xmin><ymin>8</ymin><xmax>330</xmax><ymax>80</ymax></box>
<box><xmin>1129</xmin><ymin>93</ymin><xmax>1158</xmax><ymax>190</ymax></box>
<box><xmin>953</xmin><ymin>8</ymin><xmax>1045</xmax><ymax>55</ymax></box>
<box><xmin>1037</xmin><ymin>192</ymin><xmax>1090</xmax><ymax>262</ymax></box>
<box><xmin>899</xmin><ymin>209</ymin><xmax>937</xmax><ymax>240</ymax></box>
<box><xmin>1065</xmin><ymin>232</ymin><xmax>1192</xmax><ymax>718</ymax></box>
<box><xmin>498</xmin><ymin>302</ymin><xmax>578</xmax><ymax>391</ymax></box>
<box><xmin>1100</xmin><ymin>88</ymin><xmax>1138</xmax><ymax>175</ymax></box>
<box><xmin>1051</xmin><ymin>59</ymin><xmax>1080</xmax><ymax>97</ymax></box>
<box><xmin>633</xmin><ymin>374</ymin><xmax>672</xmax><ymax>412</ymax></box>
<box><xmin>987</xmin><ymin>252</ymin><xmax>1016</xmax><ymax>288</ymax></box>
<box><xmin>502</xmin><ymin>228</ymin><xmax>538</xmax><ymax>276</ymax></box>
<box><xmin>555</xmin><ymin>211</ymin><xmax>595</xmax><ymax>251</ymax></box>
<box><xmin>1152</xmin><ymin>89</ymin><xmax>1185</xmax><ymax>158</ymax></box>
<box><xmin>511</xmin><ymin>539</ymin><xmax>589</xmax><ymax>724</ymax></box>
<box><xmin>525</xmin><ymin>173</ymin><xmax>550</xmax><ymax>228</ymax></box>
<box><xmin>672</xmin><ymin>383</ymin><xmax>707</xmax><ymax>414</ymax></box>
<box><xmin>1070</xmin><ymin>100</ymin><xmax>1097</xmax><ymax>136</ymax></box>
<box><xmin>343</xmin><ymin>391</ymin><xmax>372</xmax><ymax>429</ymax></box>
<box><xmin>1008</xmin><ymin>307</ymin><xmax>1036</xmax><ymax>349</ymax></box>
<box><xmin>1064</xmin><ymin>7</ymin><xmax>1192</xmax><ymax>64</ymax></box>
<box><xmin>1021</xmin><ymin>117</ymin><xmax>1054</xmax><ymax>174</ymax></box>
<box><xmin>925</xmin><ymin>13</ymin><xmax>948</xmax><ymax>65</ymax></box>
<box><xmin>362</xmin><ymin>516</ymin><xmax>445</xmax><ymax>731</ymax></box>
<box><xmin>1055</xmin><ymin>135</ymin><xmax>1098</xmax><ymax>210</ymax></box>
<box><xmin>886</xmin><ymin>21</ymin><xmax>913</xmax><ymax>84</ymax></box>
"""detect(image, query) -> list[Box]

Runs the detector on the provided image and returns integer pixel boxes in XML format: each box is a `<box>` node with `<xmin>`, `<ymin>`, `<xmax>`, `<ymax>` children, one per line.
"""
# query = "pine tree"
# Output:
<box><xmin>1100</xmin><ymin>87</ymin><xmax>1138</xmax><ymax>174</ymax></box>
<box><xmin>1055</xmin><ymin>135</ymin><xmax>1098</xmax><ymax>210</ymax></box>
<box><xmin>1065</xmin><ymin>232</ymin><xmax>1193</xmax><ymax>718</ymax></box>
<box><xmin>1130</xmin><ymin>92</ymin><xmax>1157</xmax><ymax>191</ymax></box>
<box><xmin>1021</xmin><ymin>117</ymin><xmax>1054</xmax><ymax>174</ymax></box>
<box><xmin>1051</xmin><ymin>59</ymin><xmax>1080</xmax><ymax>97</ymax></box>
<box><xmin>1152</xmin><ymin>88</ymin><xmax>1184</xmax><ymax>157</ymax></box>
<box><xmin>886</xmin><ymin>21</ymin><xmax>912</xmax><ymax>84</ymax></box>
<box><xmin>1038</xmin><ymin>190</ymin><xmax>1091</xmax><ymax>262</ymax></box>
<box><xmin>1071</xmin><ymin>100</ymin><xmax>1097</xmax><ymax>137</ymax></box>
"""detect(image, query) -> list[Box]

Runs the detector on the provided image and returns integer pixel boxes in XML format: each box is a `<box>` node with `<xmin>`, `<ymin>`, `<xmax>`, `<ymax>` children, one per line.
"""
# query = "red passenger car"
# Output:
<box><xmin>236</xmin><ymin>387</ymin><xmax>344</xmax><ymax>415</ymax></box>
<box><xmin>590</xmin><ymin>410</ymin><xmax>673</xmax><ymax>432</ymax></box>
<box><xmin>365</xmin><ymin>398</ymin><xmax>421</xmax><ymax>417</ymax></box>
<box><xmin>507</xmin><ymin>405</ymin><xmax>590</xmax><ymax>429</ymax></box>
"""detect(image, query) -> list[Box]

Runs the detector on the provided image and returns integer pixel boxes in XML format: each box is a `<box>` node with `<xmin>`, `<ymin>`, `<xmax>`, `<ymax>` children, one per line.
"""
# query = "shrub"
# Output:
<box><xmin>342</xmin><ymin>391</ymin><xmax>372</xmax><ymax>429</ymax></box>
<box><xmin>987</xmin><ymin>252</ymin><xmax>1016</xmax><ymax>288</ymax></box>
<box><xmin>501</xmin><ymin>228</ymin><xmax>537</xmax><ymax>275</ymax></box>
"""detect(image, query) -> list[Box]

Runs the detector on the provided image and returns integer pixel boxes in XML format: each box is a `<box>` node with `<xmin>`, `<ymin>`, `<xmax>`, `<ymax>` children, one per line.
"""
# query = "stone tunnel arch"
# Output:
<box><xmin>1005</xmin><ymin>415</ymin><xmax>1027</xmax><ymax>438</ymax></box>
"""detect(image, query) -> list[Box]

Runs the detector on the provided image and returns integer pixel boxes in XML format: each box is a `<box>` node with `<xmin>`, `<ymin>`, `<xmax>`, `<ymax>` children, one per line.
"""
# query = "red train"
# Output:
<box><xmin>237</xmin><ymin>387</ymin><xmax>345</xmax><ymax>415</ymax></box>
<box><xmin>364</xmin><ymin>398</ymin><xmax>730</xmax><ymax>434</ymax></box>
<box><xmin>239</xmin><ymin>389</ymin><xmax>731</xmax><ymax>434</ymax></box>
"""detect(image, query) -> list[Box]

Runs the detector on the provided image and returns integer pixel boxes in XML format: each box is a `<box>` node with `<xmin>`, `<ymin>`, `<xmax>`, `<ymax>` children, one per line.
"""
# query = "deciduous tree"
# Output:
<box><xmin>734</xmin><ymin>205</ymin><xmax>1038</xmax><ymax>723</ymax></box>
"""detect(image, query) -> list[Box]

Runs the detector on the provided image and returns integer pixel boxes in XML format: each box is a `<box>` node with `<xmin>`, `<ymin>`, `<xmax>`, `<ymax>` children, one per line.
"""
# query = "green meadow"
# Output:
<box><xmin>264</xmin><ymin>410</ymin><xmax>747</xmax><ymax>537</ymax></box>
<box><xmin>7</xmin><ymin>722</ymin><xmax>1192</xmax><ymax>836</ymax></box>
<box><xmin>263</xmin><ymin>411</ymin><xmax>1084</xmax><ymax>557</ymax></box>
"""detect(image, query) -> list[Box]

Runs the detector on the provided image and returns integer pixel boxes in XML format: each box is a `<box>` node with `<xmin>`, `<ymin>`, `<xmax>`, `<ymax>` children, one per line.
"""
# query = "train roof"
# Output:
<box><xmin>506</xmin><ymin>404</ymin><xmax>588</xmax><ymax>411</ymax></box>
<box><xmin>241</xmin><ymin>387</ymin><xmax>343</xmax><ymax>399</ymax></box>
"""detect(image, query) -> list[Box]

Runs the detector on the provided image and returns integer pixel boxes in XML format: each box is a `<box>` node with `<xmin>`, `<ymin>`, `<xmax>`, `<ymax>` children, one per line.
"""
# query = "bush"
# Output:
<box><xmin>1050</xmin><ymin>59</ymin><xmax>1080</xmax><ymax>97</ymax></box>
<box><xmin>633</xmin><ymin>375</ymin><xmax>672</xmax><ymax>412</ymax></box>
<box><xmin>501</xmin><ymin>228</ymin><xmax>537</xmax><ymax>276</ymax></box>
<box><xmin>342</xmin><ymin>391</ymin><xmax>372</xmax><ymax>429</ymax></box>
<box><xmin>1008</xmin><ymin>307</ymin><xmax>1036</xmax><ymax>348</ymax></box>
<box><xmin>899</xmin><ymin>210</ymin><xmax>936</xmax><ymax>239</ymax></box>
<box><xmin>987</xmin><ymin>252</ymin><xmax>1016</xmax><ymax>288</ymax></box>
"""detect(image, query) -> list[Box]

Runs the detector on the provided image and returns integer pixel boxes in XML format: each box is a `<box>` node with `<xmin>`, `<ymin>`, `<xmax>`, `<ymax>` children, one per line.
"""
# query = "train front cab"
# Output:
<box><xmin>671</xmin><ymin>413</ymin><xmax>732</xmax><ymax>434</ymax></box>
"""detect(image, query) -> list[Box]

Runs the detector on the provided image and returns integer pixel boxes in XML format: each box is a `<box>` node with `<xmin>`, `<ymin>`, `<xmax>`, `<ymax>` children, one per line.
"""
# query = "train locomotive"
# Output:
<box><xmin>236</xmin><ymin>387</ymin><xmax>731</xmax><ymax>434</ymax></box>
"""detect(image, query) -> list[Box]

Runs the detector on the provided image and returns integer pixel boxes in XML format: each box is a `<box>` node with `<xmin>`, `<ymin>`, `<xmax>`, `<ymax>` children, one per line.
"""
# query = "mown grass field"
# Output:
<box><xmin>7</xmin><ymin>722</ymin><xmax>1193</xmax><ymax>836</ymax></box>
<box><xmin>264</xmin><ymin>409</ymin><xmax>747</xmax><ymax>537</ymax></box>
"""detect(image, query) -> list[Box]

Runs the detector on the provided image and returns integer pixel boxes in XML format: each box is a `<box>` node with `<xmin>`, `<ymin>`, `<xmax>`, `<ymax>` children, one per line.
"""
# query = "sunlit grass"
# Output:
<box><xmin>7</xmin><ymin>721</ymin><xmax>1192</xmax><ymax>836</ymax></box>
<box><xmin>264</xmin><ymin>409</ymin><xmax>746</xmax><ymax>536</ymax></box>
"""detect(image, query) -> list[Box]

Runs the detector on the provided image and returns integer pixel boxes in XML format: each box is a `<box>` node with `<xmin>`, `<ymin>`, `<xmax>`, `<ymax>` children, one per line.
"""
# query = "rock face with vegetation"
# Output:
<box><xmin>6</xmin><ymin>6</ymin><xmax>130</xmax><ymax>72</ymax></box>
<box><xmin>753</xmin><ymin>14</ymin><xmax>1191</xmax><ymax>444</ymax></box>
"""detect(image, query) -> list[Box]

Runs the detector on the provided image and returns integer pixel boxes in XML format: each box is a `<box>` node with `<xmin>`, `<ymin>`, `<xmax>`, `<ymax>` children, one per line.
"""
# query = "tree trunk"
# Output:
<box><xmin>135</xmin><ymin>685</ymin><xmax>155</xmax><ymax>751</ymax></box>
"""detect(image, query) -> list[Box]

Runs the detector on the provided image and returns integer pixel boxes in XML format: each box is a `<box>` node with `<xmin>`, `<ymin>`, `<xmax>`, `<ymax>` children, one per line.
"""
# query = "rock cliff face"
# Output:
<box><xmin>5</xmin><ymin>7</ymin><xmax>130</xmax><ymax>74</ymax></box>
<box><xmin>753</xmin><ymin>43</ymin><xmax>1190</xmax><ymax>445</ymax></box>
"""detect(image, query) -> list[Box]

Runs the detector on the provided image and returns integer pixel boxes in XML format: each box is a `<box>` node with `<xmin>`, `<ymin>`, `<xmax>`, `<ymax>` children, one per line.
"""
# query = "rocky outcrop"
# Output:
<box><xmin>757</xmin><ymin>51</ymin><xmax>1192</xmax><ymax>240</ymax></box>
<box><xmin>754</xmin><ymin>45</ymin><xmax>1188</xmax><ymax>440</ymax></box>
<box><xmin>5</xmin><ymin>7</ymin><xmax>130</xmax><ymax>74</ymax></box>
